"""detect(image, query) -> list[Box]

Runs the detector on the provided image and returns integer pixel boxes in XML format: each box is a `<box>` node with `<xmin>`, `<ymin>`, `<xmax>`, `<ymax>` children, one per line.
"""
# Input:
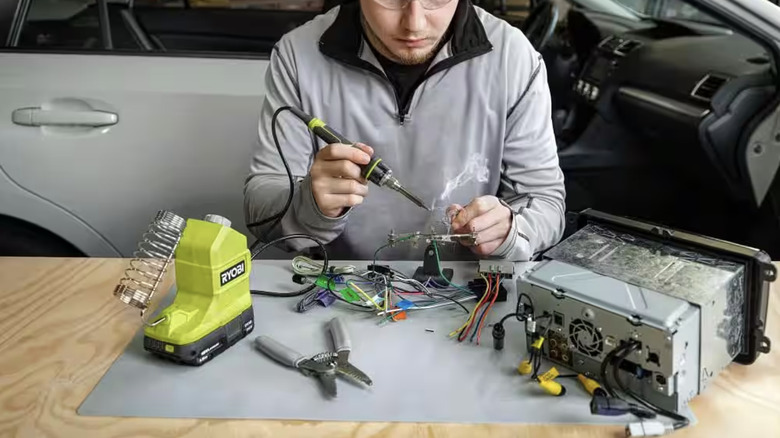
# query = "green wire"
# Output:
<box><xmin>372</xmin><ymin>237</ymin><xmax>473</xmax><ymax>296</ymax></box>
<box><xmin>372</xmin><ymin>235</ymin><xmax>417</xmax><ymax>267</ymax></box>
<box><xmin>430</xmin><ymin>240</ymin><xmax>473</xmax><ymax>294</ymax></box>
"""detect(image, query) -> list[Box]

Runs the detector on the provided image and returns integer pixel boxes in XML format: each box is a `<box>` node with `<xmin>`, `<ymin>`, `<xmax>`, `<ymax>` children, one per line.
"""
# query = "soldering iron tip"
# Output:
<box><xmin>396</xmin><ymin>185</ymin><xmax>430</xmax><ymax>211</ymax></box>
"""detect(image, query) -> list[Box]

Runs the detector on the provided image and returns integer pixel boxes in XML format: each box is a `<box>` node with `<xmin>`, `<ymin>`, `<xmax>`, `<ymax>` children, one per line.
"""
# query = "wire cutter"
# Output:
<box><xmin>254</xmin><ymin>317</ymin><xmax>372</xmax><ymax>398</ymax></box>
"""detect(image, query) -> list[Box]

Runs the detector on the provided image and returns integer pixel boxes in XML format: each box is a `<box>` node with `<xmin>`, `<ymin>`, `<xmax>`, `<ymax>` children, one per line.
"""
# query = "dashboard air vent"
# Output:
<box><xmin>615</xmin><ymin>40</ymin><xmax>642</xmax><ymax>56</ymax></box>
<box><xmin>599</xmin><ymin>35</ymin><xmax>642</xmax><ymax>56</ymax></box>
<box><xmin>599</xmin><ymin>35</ymin><xmax>623</xmax><ymax>52</ymax></box>
<box><xmin>691</xmin><ymin>73</ymin><xmax>730</xmax><ymax>101</ymax></box>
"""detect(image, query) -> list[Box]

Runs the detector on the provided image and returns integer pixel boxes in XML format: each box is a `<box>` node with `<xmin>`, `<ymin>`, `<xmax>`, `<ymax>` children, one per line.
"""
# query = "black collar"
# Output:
<box><xmin>319</xmin><ymin>0</ymin><xmax>492</xmax><ymax>71</ymax></box>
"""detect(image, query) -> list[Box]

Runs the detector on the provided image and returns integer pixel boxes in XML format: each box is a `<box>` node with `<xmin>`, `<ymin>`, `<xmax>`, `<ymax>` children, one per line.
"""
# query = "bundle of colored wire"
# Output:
<box><xmin>306</xmin><ymin>268</ymin><xmax>475</xmax><ymax>316</ymax></box>
<box><xmin>292</xmin><ymin>255</ymin><xmax>355</xmax><ymax>276</ymax></box>
<box><xmin>474</xmin><ymin>273</ymin><xmax>501</xmax><ymax>344</ymax></box>
<box><xmin>449</xmin><ymin>273</ymin><xmax>490</xmax><ymax>338</ymax></box>
<box><xmin>451</xmin><ymin>273</ymin><xmax>502</xmax><ymax>343</ymax></box>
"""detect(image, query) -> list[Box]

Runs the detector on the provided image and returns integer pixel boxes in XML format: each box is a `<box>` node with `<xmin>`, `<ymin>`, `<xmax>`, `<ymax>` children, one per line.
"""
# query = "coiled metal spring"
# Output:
<box><xmin>113</xmin><ymin>210</ymin><xmax>186</xmax><ymax>326</ymax></box>
<box><xmin>310</xmin><ymin>351</ymin><xmax>338</xmax><ymax>365</ymax></box>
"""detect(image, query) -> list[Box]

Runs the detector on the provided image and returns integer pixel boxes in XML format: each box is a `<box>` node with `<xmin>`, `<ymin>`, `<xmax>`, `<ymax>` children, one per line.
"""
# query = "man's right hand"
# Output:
<box><xmin>310</xmin><ymin>143</ymin><xmax>374</xmax><ymax>218</ymax></box>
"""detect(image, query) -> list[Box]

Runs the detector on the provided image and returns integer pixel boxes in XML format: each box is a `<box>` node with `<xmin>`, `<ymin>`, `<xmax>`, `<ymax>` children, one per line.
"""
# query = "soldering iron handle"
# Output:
<box><xmin>289</xmin><ymin>106</ymin><xmax>389</xmax><ymax>185</ymax></box>
<box><xmin>311</xmin><ymin>125</ymin><xmax>351</xmax><ymax>146</ymax></box>
<box><xmin>309</xmin><ymin>126</ymin><xmax>386</xmax><ymax>183</ymax></box>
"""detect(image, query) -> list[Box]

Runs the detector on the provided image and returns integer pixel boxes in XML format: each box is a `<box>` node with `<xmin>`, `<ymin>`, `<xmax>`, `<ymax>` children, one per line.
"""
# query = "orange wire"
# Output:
<box><xmin>460</xmin><ymin>274</ymin><xmax>491</xmax><ymax>342</ymax></box>
<box><xmin>476</xmin><ymin>273</ymin><xmax>501</xmax><ymax>344</ymax></box>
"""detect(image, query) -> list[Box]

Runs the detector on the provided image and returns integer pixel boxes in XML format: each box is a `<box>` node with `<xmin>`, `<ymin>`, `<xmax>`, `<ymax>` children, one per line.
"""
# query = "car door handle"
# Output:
<box><xmin>12</xmin><ymin>107</ymin><xmax>118</xmax><ymax>127</ymax></box>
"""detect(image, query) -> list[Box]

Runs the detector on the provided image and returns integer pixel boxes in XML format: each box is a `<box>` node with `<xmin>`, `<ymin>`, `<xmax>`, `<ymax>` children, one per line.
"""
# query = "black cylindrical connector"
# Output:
<box><xmin>590</xmin><ymin>395</ymin><xmax>656</xmax><ymax>419</ymax></box>
<box><xmin>590</xmin><ymin>395</ymin><xmax>631</xmax><ymax>416</ymax></box>
<box><xmin>492</xmin><ymin>323</ymin><xmax>505</xmax><ymax>350</ymax></box>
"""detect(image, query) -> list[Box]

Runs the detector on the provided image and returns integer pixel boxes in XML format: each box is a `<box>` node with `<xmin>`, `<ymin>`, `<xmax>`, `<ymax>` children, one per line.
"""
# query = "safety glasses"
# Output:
<box><xmin>372</xmin><ymin>0</ymin><xmax>455</xmax><ymax>11</ymax></box>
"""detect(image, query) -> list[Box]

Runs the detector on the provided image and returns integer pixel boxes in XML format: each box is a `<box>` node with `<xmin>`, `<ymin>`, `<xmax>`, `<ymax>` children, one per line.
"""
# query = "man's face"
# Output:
<box><xmin>360</xmin><ymin>0</ymin><xmax>458</xmax><ymax>65</ymax></box>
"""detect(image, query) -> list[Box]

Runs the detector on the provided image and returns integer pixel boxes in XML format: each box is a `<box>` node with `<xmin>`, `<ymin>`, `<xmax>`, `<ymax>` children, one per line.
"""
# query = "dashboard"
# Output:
<box><xmin>541</xmin><ymin>1</ymin><xmax>780</xmax><ymax>258</ymax></box>
<box><xmin>575</xmin><ymin>29</ymin><xmax>771</xmax><ymax>110</ymax></box>
<box><xmin>559</xmin><ymin>7</ymin><xmax>776</xmax><ymax>180</ymax></box>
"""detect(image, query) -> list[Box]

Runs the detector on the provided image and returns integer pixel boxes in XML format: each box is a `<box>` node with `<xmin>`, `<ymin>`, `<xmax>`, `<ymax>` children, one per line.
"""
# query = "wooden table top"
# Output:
<box><xmin>0</xmin><ymin>257</ymin><xmax>778</xmax><ymax>437</ymax></box>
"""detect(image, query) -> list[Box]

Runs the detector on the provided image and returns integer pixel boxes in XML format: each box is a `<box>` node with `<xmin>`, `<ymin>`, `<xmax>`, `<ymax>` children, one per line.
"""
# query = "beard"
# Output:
<box><xmin>394</xmin><ymin>46</ymin><xmax>437</xmax><ymax>65</ymax></box>
<box><xmin>362</xmin><ymin>15</ymin><xmax>442</xmax><ymax>65</ymax></box>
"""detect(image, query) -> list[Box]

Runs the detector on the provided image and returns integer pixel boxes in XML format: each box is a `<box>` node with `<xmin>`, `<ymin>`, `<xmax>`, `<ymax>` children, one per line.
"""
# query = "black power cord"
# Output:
<box><xmin>246</xmin><ymin>106</ymin><xmax>295</xmax><ymax>238</ymax></box>
<box><xmin>250</xmin><ymin>234</ymin><xmax>327</xmax><ymax>297</ymax></box>
<box><xmin>492</xmin><ymin>292</ymin><xmax>541</xmax><ymax>351</ymax></box>
<box><xmin>246</xmin><ymin>105</ymin><xmax>330</xmax><ymax>298</ymax></box>
<box><xmin>600</xmin><ymin>341</ymin><xmax>636</xmax><ymax>398</ymax></box>
<box><xmin>614</xmin><ymin>341</ymin><xmax>691</xmax><ymax>431</ymax></box>
<box><xmin>428</xmin><ymin>292</ymin><xmax>470</xmax><ymax>314</ymax></box>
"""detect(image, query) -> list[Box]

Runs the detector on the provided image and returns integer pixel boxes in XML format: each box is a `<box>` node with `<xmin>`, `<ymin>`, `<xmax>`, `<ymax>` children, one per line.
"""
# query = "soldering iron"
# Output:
<box><xmin>288</xmin><ymin>107</ymin><xmax>430</xmax><ymax>211</ymax></box>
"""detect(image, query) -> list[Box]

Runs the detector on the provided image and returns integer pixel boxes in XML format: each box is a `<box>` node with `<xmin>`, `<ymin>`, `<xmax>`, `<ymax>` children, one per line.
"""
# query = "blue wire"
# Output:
<box><xmin>470</xmin><ymin>302</ymin><xmax>491</xmax><ymax>342</ymax></box>
<box><xmin>428</xmin><ymin>279</ymin><xmax>450</xmax><ymax>289</ymax></box>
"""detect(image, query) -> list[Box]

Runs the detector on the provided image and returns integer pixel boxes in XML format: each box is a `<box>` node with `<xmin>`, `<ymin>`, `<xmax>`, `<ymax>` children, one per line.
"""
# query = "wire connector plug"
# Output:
<box><xmin>626</xmin><ymin>421</ymin><xmax>675</xmax><ymax>437</ymax></box>
<box><xmin>492</xmin><ymin>323</ymin><xmax>505</xmax><ymax>350</ymax></box>
<box><xmin>590</xmin><ymin>396</ymin><xmax>656</xmax><ymax>419</ymax></box>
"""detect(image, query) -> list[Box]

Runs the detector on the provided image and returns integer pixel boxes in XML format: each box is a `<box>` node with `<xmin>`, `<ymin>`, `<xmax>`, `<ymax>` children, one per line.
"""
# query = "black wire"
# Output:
<box><xmin>427</xmin><ymin>292</ymin><xmax>470</xmax><ymax>314</ymax></box>
<box><xmin>613</xmin><ymin>343</ymin><xmax>640</xmax><ymax>402</ymax></box>
<box><xmin>600</xmin><ymin>342</ymin><xmax>634</xmax><ymax>398</ymax></box>
<box><xmin>497</xmin><ymin>291</ymin><xmax>536</xmax><ymax>326</ymax></box>
<box><xmin>614</xmin><ymin>342</ymin><xmax>690</xmax><ymax>430</ymax></box>
<box><xmin>250</xmin><ymin>234</ymin><xmax>327</xmax><ymax>297</ymax></box>
<box><xmin>247</xmin><ymin>106</ymin><xmax>295</xmax><ymax>248</ymax></box>
<box><xmin>518</xmin><ymin>292</ymin><xmax>534</xmax><ymax>318</ymax></box>
<box><xmin>531</xmin><ymin>345</ymin><xmax>543</xmax><ymax>379</ymax></box>
<box><xmin>498</xmin><ymin>313</ymin><xmax>517</xmax><ymax>326</ymax></box>
<box><xmin>243</xmin><ymin>106</ymin><xmax>334</xmax><ymax>299</ymax></box>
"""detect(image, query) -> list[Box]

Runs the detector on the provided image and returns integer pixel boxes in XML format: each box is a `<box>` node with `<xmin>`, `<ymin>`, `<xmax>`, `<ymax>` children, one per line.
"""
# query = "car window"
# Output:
<box><xmin>571</xmin><ymin>0</ymin><xmax>643</xmax><ymax>20</ymax></box>
<box><xmin>4</xmin><ymin>0</ymin><xmax>325</xmax><ymax>57</ymax></box>
<box><xmin>0</xmin><ymin>0</ymin><xmax>18</xmax><ymax>45</ymax></box>
<box><xmin>136</xmin><ymin>0</ymin><xmax>324</xmax><ymax>10</ymax></box>
<box><xmin>614</xmin><ymin>0</ymin><xmax>722</xmax><ymax>25</ymax></box>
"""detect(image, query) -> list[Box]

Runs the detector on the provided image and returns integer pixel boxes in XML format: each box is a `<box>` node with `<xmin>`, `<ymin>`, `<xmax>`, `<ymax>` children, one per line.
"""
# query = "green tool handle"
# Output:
<box><xmin>309</xmin><ymin>125</ymin><xmax>389</xmax><ymax>185</ymax></box>
<box><xmin>288</xmin><ymin>107</ymin><xmax>391</xmax><ymax>185</ymax></box>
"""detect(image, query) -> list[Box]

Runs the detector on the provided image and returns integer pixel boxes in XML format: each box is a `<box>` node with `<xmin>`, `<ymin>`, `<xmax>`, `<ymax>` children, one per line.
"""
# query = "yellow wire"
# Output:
<box><xmin>384</xmin><ymin>279</ymin><xmax>390</xmax><ymax>313</ymax></box>
<box><xmin>449</xmin><ymin>273</ymin><xmax>490</xmax><ymax>337</ymax></box>
<box><xmin>347</xmin><ymin>280</ymin><xmax>381</xmax><ymax>310</ymax></box>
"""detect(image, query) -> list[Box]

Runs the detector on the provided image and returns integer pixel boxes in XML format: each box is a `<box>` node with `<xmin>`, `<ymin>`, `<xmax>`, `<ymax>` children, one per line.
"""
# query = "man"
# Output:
<box><xmin>244</xmin><ymin>0</ymin><xmax>566</xmax><ymax>261</ymax></box>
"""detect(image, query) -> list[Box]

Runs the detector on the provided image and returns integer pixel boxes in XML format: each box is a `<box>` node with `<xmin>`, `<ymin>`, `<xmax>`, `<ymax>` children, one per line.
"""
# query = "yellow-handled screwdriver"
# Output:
<box><xmin>289</xmin><ymin>107</ymin><xmax>430</xmax><ymax>211</ymax></box>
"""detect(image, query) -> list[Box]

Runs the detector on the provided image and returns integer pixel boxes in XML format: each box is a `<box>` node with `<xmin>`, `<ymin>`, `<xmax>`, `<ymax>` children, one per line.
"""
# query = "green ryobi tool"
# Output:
<box><xmin>113</xmin><ymin>210</ymin><xmax>254</xmax><ymax>366</ymax></box>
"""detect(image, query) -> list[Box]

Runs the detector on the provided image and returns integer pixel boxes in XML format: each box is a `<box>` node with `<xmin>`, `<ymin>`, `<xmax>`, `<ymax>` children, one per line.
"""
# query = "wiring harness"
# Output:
<box><xmin>489</xmin><ymin>290</ymin><xmax>690</xmax><ymax>436</ymax></box>
<box><xmin>600</xmin><ymin>340</ymin><xmax>691</xmax><ymax>436</ymax></box>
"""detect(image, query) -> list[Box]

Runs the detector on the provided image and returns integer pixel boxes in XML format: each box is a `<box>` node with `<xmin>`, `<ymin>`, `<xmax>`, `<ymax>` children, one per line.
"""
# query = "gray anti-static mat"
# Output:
<box><xmin>79</xmin><ymin>260</ymin><xmax>695</xmax><ymax>425</ymax></box>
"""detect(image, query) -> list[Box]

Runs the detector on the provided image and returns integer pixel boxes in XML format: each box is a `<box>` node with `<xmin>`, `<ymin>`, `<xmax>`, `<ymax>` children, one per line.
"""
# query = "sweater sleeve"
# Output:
<box><xmin>491</xmin><ymin>52</ymin><xmax>566</xmax><ymax>261</ymax></box>
<box><xmin>243</xmin><ymin>41</ymin><xmax>350</xmax><ymax>250</ymax></box>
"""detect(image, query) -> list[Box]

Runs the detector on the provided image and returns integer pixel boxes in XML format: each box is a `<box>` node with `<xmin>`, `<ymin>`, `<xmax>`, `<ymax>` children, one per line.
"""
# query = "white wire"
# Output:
<box><xmin>291</xmin><ymin>255</ymin><xmax>355</xmax><ymax>276</ymax></box>
<box><xmin>376</xmin><ymin>295</ymin><xmax>477</xmax><ymax>316</ymax></box>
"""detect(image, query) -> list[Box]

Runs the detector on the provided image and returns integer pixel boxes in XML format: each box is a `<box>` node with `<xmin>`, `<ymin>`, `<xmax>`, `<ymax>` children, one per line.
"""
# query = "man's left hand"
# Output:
<box><xmin>447</xmin><ymin>196</ymin><xmax>512</xmax><ymax>256</ymax></box>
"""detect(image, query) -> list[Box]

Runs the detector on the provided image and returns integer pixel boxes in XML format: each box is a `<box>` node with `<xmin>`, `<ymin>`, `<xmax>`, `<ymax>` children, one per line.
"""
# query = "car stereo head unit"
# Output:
<box><xmin>518</xmin><ymin>209</ymin><xmax>774</xmax><ymax>413</ymax></box>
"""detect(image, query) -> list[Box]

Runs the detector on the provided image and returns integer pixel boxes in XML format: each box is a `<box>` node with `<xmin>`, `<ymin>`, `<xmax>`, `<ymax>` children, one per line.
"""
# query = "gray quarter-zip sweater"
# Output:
<box><xmin>244</xmin><ymin>0</ymin><xmax>566</xmax><ymax>261</ymax></box>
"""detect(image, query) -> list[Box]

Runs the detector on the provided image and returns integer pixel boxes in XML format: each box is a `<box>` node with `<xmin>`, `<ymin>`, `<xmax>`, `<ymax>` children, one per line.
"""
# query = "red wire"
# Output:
<box><xmin>459</xmin><ymin>274</ymin><xmax>491</xmax><ymax>342</ymax></box>
<box><xmin>476</xmin><ymin>274</ymin><xmax>501</xmax><ymax>344</ymax></box>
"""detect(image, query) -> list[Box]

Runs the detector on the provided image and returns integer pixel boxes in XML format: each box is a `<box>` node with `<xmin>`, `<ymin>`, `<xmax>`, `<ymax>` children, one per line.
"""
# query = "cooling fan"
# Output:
<box><xmin>568</xmin><ymin>318</ymin><xmax>604</xmax><ymax>358</ymax></box>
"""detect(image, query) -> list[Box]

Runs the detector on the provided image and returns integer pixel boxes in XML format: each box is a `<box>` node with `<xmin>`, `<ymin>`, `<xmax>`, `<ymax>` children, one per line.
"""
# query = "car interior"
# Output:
<box><xmin>14</xmin><ymin>0</ymin><xmax>780</xmax><ymax>257</ymax></box>
<box><xmin>524</xmin><ymin>0</ymin><xmax>780</xmax><ymax>256</ymax></box>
